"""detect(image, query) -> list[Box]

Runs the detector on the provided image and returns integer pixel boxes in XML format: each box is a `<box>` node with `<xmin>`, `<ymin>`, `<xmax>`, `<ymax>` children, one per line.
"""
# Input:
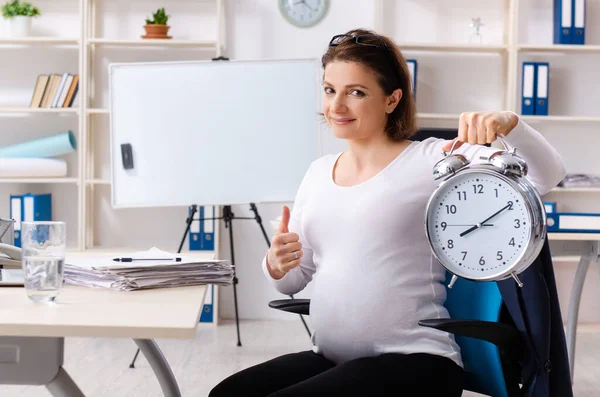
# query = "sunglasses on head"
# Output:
<box><xmin>329</xmin><ymin>34</ymin><xmax>389</xmax><ymax>48</ymax></box>
<box><xmin>328</xmin><ymin>34</ymin><xmax>402</xmax><ymax>88</ymax></box>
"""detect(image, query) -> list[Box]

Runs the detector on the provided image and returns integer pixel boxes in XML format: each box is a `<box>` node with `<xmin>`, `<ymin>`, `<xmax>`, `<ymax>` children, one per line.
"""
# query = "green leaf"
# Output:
<box><xmin>2</xmin><ymin>0</ymin><xmax>41</xmax><ymax>18</ymax></box>
<box><xmin>145</xmin><ymin>7</ymin><xmax>168</xmax><ymax>25</ymax></box>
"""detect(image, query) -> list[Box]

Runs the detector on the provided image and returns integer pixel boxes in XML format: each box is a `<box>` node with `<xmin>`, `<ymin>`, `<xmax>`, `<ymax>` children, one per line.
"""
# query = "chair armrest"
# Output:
<box><xmin>418</xmin><ymin>318</ymin><xmax>522</xmax><ymax>352</ymax></box>
<box><xmin>269</xmin><ymin>299</ymin><xmax>310</xmax><ymax>315</ymax></box>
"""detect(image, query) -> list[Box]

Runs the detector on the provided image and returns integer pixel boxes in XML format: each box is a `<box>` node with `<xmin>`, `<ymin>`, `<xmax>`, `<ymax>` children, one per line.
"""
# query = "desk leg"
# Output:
<box><xmin>46</xmin><ymin>367</ymin><xmax>85</xmax><ymax>397</ymax></box>
<box><xmin>566</xmin><ymin>255</ymin><xmax>591</xmax><ymax>381</ymax></box>
<box><xmin>133</xmin><ymin>339</ymin><xmax>181</xmax><ymax>397</ymax></box>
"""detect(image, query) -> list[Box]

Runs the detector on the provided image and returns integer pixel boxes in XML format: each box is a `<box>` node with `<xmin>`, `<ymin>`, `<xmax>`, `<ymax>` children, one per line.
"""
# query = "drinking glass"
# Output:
<box><xmin>21</xmin><ymin>221</ymin><xmax>66</xmax><ymax>303</ymax></box>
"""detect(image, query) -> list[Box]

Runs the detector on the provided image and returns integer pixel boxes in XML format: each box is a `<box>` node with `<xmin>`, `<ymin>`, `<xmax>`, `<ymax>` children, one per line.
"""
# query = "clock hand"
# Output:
<box><xmin>459</xmin><ymin>203</ymin><xmax>512</xmax><ymax>237</ymax></box>
<box><xmin>301</xmin><ymin>0</ymin><xmax>314</xmax><ymax>11</ymax></box>
<box><xmin>444</xmin><ymin>224</ymin><xmax>494</xmax><ymax>227</ymax></box>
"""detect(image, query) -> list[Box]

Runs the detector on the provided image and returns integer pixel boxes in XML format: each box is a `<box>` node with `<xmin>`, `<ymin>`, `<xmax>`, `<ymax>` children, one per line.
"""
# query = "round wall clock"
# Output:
<box><xmin>278</xmin><ymin>0</ymin><xmax>329</xmax><ymax>28</ymax></box>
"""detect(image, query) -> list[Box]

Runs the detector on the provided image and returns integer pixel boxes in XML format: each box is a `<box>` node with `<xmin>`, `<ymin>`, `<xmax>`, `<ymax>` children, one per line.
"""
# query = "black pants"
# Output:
<box><xmin>209</xmin><ymin>350</ymin><xmax>464</xmax><ymax>396</ymax></box>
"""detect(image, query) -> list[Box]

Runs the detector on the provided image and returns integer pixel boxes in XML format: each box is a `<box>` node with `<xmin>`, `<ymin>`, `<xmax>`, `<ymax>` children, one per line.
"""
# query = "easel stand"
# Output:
<box><xmin>130</xmin><ymin>203</ymin><xmax>311</xmax><ymax>368</ymax></box>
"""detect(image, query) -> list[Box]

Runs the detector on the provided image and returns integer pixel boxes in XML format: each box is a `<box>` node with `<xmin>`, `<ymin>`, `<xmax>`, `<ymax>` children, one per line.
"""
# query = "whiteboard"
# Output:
<box><xmin>109</xmin><ymin>59</ymin><xmax>322</xmax><ymax>208</ymax></box>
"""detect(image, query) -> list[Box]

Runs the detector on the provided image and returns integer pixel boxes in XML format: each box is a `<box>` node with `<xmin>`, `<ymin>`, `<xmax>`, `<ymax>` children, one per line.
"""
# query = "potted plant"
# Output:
<box><xmin>1</xmin><ymin>0</ymin><xmax>40</xmax><ymax>37</ymax></box>
<box><xmin>142</xmin><ymin>7</ymin><xmax>171</xmax><ymax>39</ymax></box>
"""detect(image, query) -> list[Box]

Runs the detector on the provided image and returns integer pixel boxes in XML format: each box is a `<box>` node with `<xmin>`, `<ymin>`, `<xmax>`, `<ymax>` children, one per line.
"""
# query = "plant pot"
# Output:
<box><xmin>8</xmin><ymin>16</ymin><xmax>32</xmax><ymax>38</ymax></box>
<box><xmin>142</xmin><ymin>24</ymin><xmax>171</xmax><ymax>39</ymax></box>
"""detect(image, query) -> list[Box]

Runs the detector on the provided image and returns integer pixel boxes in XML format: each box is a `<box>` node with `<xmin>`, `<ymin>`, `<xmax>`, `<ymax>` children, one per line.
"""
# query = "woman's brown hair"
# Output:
<box><xmin>321</xmin><ymin>28</ymin><xmax>418</xmax><ymax>141</ymax></box>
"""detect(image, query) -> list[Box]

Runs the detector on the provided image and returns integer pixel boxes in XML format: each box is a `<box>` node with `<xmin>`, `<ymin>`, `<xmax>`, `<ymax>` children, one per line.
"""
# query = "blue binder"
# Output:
<box><xmin>553</xmin><ymin>0</ymin><xmax>573</xmax><ymax>44</ymax></box>
<box><xmin>554</xmin><ymin>0</ymin><xmax>586</xmax><ymax>45</ymax></box>
<box><xmin>406</xmin><ymin>59</ymin><xmax>417</xmax><ymax>97</ymax></box>
<box><xmin>521</xmin><ymin>62</ymin><xmax>536</xmax><ymax>115</ymax></box>
<box><xmin>544</xmin><ymin>202</ymin><xmax>557</xmax><ymax>214</ymax></box>
<box><xmin>9</xmin><ymin>195</ymin><xmax>22</xmax><ymax>247</ymax></box>
<box><xmin>9</xmin><ymin>193</ymin><xmax>52</xmax><ymax>247</ymax></box>
<box><xmin>535</xmin><ymin>62</ymin><xmax>549</xmax><ymax>116</ymax></box>
<box><xmin>189</xmin><ymin>205</ymin><xmax>201</xmax><ymax>250</ymax></box>
<box><xmin>199</xmin><ymin>284</ymin><xmax>214</xmax><ymax>323</ymax></box>
<box><xmin>547</xmin><ymin>212</ymin><xmax>600</xmax><ymax>233</ymax></box>
<box><xmin>199</xmin><ymin>206</ymin><xmax>215</xmax><ymax>250</ymax></box>
<box><xmin>189</xmin><ymin>205</ymin><xmax>215</xmax><ymax>251</ymax></box>
<box><xmin>572</xmin><ymin>0</ymin><xmax>586</xmax><ymax>45</ymax></box>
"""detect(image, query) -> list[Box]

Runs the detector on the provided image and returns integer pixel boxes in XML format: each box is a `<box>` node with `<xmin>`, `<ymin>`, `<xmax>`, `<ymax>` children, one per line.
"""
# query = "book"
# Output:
<box><xmin>29</xmin><ymin>75</ymin><xmax>50</xmax><ymax>108</ymax></box>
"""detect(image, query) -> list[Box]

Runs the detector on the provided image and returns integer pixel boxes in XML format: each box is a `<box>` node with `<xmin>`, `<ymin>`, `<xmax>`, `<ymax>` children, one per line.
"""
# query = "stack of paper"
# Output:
<box><xmin>64</xmin><ymin>247</ymin><xmax>234</xmax><ymax>291</ymax></box>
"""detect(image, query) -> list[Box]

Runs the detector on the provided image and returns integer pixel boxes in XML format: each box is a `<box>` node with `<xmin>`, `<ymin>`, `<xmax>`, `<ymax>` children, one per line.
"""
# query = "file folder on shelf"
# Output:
<box><xmin>573</xmin><ymin>0</ymin><xmax>586</xmax><ymax>45</ymax></box>
<box><xmin>544</xmin><ymin>202</ymin><xmax>557</xmax><ymax>214</ymax></box>
<box><xmin>22</xmin><ymin>193</ymin><xmax>52</xmax><ymax>222</ymax></box>
<box><xmin>535</xmin><ymin>62</ymin><xmax>549</xmax><ymax>116</ymax></box>
<box><xmin>521</xmin><ymin>62</ymin><xmax>536</xmax><ymax>115</ymax></box>
<box><xmin>189</xmin><ymin>205</ymin><xmax>201</xmax><ymax>250</ymax></box>
<box><xmin>547</xmin><ymin>212</ymin><xmax>600</xmax><ymax>233</ymax></box>
<box><xmin>189</xmin><ymin>205</ymin><xmax>215</xmax><ymax>251</ymax></box>
<box><xmin>200</xmin><ymin>284</ymin><xmax>214</xmax><ymax>323</ymax></box>
<box><xmin>9</xmin><ymin>193</ymin><xmax>52</xmax><ymax>247</ymax></box>
<box><xmin>553</xmin><ymin>0</ymin><xmax>586</xmax><ymax>45</ymax></box>
<box><xmin>9</xmin><ymin>195</ymin><xmax>22</xmax><ymax>247</ymax></box>
<box><xmin>553</xmin><ymin>0</ymin><xmax>573</xmax><ymax>44</ymax></box>
<box><xmin>406</xmin><ymin>59</ymin><xmax>417</xmax><ymax>97</ymax></box>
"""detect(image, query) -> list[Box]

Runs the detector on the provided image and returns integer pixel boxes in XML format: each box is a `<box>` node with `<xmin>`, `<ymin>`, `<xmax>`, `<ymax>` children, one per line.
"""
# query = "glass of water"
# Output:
<box><xmin>21</xmin><ymin>221</ymin><xmax>66</xmax><ymax>303</ymax></box>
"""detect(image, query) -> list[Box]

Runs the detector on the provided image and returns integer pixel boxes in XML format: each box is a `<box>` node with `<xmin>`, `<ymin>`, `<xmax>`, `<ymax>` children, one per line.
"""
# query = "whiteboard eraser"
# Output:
<box><xmin>121</xmin><ymin>143</ymin><xmax>134</xmax><ymax>169</ymax></box>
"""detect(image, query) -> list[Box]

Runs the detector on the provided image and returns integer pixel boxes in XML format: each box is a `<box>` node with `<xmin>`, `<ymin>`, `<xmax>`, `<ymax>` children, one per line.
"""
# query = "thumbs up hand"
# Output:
<box><xmin>267</xmin><ymin>205</ymin><xmax>303</xmax><ymax>280</ymax></box>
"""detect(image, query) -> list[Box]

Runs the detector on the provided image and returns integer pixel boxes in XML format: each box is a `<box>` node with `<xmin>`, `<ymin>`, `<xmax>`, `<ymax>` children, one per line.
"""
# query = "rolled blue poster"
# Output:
<box><xmin>0</xmin><ymin>130</ymin><xmax>77</xmax><ymax>158</ymax></box>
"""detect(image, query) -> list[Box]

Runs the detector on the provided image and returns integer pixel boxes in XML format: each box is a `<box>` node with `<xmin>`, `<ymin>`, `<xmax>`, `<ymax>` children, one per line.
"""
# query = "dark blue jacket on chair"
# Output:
<box><xmin>497</xmin><ymin>236</ymin><xmax>573</xmax><ymax>397</ymax></box>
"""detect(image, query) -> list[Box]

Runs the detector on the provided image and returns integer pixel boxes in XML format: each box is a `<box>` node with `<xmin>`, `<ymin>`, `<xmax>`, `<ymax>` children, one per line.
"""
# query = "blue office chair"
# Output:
<box><xmin>269</xmin><ymin>274</ymin><xmax>524</xmax><ymax>397</ymax></box>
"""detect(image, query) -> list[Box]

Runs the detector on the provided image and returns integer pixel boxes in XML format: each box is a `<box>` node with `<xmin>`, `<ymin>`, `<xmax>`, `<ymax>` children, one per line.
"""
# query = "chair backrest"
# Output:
<box><xmin>444</xmin><ymin>272</ymin><xmax>508</xmax><ymax>397</ymax></box>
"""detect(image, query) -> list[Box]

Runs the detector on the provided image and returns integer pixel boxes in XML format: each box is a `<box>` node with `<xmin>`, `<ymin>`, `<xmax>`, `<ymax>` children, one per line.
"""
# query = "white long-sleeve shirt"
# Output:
<box><xmin>262</xmin><ymin>117</ymin><xmax>566</xmax><ymax>367</ymax></box>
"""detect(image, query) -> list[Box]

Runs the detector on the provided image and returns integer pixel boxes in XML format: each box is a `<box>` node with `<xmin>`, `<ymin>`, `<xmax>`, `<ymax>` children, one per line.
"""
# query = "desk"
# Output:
<box><xmin>0</xmin><ymin>284</ymin><xmax>207</xmax><ymax>397</ymax></box>
<box><xmin>548</xmin><ymin>232</ymin><xmax>600</xmax><ymax>380</ymax></box>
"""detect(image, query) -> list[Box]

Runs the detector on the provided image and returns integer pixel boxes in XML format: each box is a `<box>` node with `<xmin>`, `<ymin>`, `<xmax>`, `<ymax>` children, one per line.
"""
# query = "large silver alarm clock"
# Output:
<box><xmin>424</xmin><ymin>136</ymin><xmax>546</xmax><ymax>288</ymax></box>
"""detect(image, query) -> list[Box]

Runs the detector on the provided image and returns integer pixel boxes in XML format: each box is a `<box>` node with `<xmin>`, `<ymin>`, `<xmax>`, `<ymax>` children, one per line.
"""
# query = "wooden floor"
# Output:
<box><xmin>0</xmin><ymin>320</ymin><xmax>598</xmax><ymax>396</ymax></box>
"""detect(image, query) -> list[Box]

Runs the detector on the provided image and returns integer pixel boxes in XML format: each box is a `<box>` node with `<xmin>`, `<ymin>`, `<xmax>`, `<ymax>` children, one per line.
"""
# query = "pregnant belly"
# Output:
<box><xmin>309</xmin><ymin>277</ymin><xmax>421</xmax><ymax>364</ymax></box>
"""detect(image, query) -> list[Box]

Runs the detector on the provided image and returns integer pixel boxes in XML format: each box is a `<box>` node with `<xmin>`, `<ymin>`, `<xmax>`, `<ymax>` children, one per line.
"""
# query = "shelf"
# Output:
<box><xmin>397</xmin><ymin>43</ymin><xmax>507</xmax><ymax>53</ymax></box>
<box><xmin>548</xmin><ymin>232</ymin><xmax>600</xmax><ymax>241</ymax></box>
<box><xmin>0</xmin><ymin>177</ymin><xmax>79</xmax><ymax>184</ymax></box>
<box><xmin>552</xmin><ymin>255</ymin><xmax>582</xmax><ymax>262</ymax></box>
<box><xmin>521</xmin><ymin>115</ymin><xmax>600</xmax><ymax>123</ymax></box>
<box><xmin>550</xmin><ymin>187</ymin><xmax>600</xmax><ymax>193</ymax></box>
<box><xmin>88</xmin><ymin>38</ymin><xmax>217</xmax><ymax>48</ymax></box>
<box><xmin>518</xmin><ymin>44</ymin><xmax>600</xmax><ymax>53</ymax></box>
<box><xmin>0</xmin><ymin>37</ymin><xmax>78</xmax><ymax>46</ymax></box>
<box><xmin>86</xmin><ymin>179</ymin><xmax>110</xmax><ymax>185</ymax></box>
<box><xmin>417</xmin><ymin>113</ymin><xmax>460</xmax><ymax>120</ymax></box>
<box><xmin>86</xmin><ymin>108</ymin><xmax>109</xmax><ymax>115</ymax></box>
<box><xmin>0</xmin><ymin>106</ymin><xmax>78</xmax><ymax>114</ymax></box>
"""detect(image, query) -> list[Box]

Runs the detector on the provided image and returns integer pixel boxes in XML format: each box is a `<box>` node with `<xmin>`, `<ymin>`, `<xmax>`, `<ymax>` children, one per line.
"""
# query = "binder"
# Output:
<box><xmin>406</xmin><ymin>59</ymin><xmax>417</xmax><ymax>97</ymax></box>
<box><xmin>199</xmin><ymin>284</ymin><xmax>214</xmax><ymax>323</ymax></box>
<box><xmin>22</xmin><ymin>193</ymin><xmax>52</xmax><ymax>223</ymax></box>
<box><xmin>189</xmin><ymin>205</ymin><xmax>215</xmax><ymax>251</ymax></box>
<box><xmin>200</xmin><ymin>206</ymin><xmax>215</xmax><ymax>251</ymax></box>
<box><xmin>189</xmin><ymin>205</ymin><xmax>201</xmax><ymax>250</ymax></box>
<box><xmin>547</xmin><ymin>212</ymin><xmax>600</xmax><ymax>233</ymax></box>
<box><xmin>544</xmin><ymin>202</ymin><xmax>557</xmax><ymax>214</ymax></box>
<box><xmin>535</xmin><ymin>62</ymin><xmax>549</xmax><ymax>116</ymax></box>
<box><xmin>521</xmin><ymin>62</ymin><xmax>536</xmax><ymax>115</ymax></box>
<box><xmin>553</xmin><ymin>0</ymin><xmax>573</xmax><ymax>44</ymax></box>
<box><xmin>9</xmin><ymin>195</ymin><xmax>22</xmax><ymax>247</ymax></box>
<box><xmin>572</xmin><ymin>0</ymin><xmax>586</xmax><ymax>45</ymax></box>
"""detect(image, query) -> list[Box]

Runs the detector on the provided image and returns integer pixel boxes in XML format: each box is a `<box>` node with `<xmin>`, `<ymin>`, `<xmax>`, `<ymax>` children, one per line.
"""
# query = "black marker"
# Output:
<box><xmin>112</xmin><ymin>257</ymin><xmax>182</xmax><ymax>262</ymax></box>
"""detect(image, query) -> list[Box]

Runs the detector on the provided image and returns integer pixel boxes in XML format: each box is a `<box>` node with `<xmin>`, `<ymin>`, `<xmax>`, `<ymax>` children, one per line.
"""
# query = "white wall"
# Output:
<box><xmin>1</xmin><ymin>0</ymin><xmax>598</xmax><ymax>323</ymax></box>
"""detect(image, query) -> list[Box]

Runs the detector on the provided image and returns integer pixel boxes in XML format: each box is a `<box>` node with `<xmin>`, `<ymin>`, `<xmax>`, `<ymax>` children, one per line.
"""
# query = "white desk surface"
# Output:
<box><xmin>0</xmin><ymin>284</ymin><xmax>207</xmax><ymax>340</ymax></box>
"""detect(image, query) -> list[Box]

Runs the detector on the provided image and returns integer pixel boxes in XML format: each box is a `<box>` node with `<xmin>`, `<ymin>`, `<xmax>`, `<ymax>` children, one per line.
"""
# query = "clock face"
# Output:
<box><xmin>278</xmin><ymin>0</ymin><xmax>329</xmax><ymax>28</ymax></box>
<box><xmin>426</xmin><ymin>170</ymin><xmax>532</xmax><ymax>280</ymax></box>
